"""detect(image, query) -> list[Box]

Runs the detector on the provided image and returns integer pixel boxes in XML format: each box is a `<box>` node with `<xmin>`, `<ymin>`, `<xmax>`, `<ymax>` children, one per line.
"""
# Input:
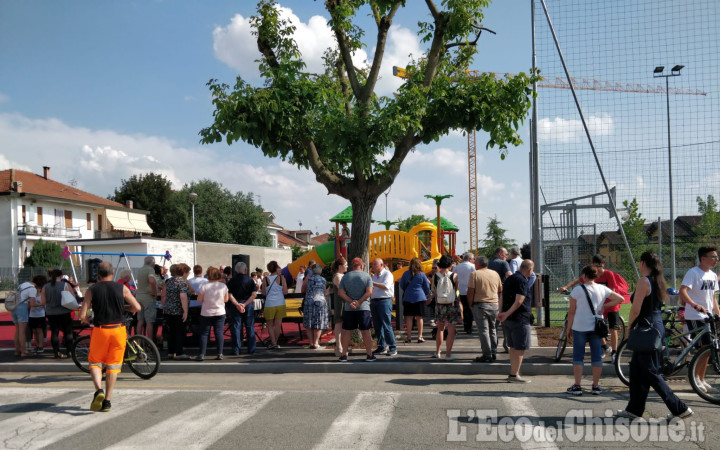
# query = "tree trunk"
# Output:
<box><xmin>347</xmin><ymin>195</ymin><xmax>379</xmax><ymax>267</ymax></box>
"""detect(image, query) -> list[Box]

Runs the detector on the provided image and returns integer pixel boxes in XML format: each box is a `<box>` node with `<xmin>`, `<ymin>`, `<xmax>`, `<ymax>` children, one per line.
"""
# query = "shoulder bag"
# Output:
<box><xmin>626</xmin><ymin>317</ymin><xmax>663</xmax><ymax>352</ymax></box>
<box><xmin>580</xmin><ymin>285</ymin><xmax>608</xmax><ymax>337</ymax></box>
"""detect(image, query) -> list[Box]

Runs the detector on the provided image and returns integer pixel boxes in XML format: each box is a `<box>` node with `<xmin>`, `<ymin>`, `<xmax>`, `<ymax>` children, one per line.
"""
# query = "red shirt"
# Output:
<box><xmin>578</xmin><ymin>270</ymin><xmax>620</xmax><ymax>313</ymax></box>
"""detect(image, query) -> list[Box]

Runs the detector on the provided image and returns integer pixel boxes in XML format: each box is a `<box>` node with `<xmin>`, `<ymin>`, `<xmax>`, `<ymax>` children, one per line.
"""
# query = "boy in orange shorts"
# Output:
<box><xmin>79</xmin><ymin>262</ymin><xmax>140</xmax><ymax>412</ymax></box>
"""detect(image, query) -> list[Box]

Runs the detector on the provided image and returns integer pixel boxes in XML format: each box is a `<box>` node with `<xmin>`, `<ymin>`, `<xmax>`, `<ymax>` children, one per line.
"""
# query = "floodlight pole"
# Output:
<box><xmin>654</xmin><ymin>65</ymin><xmax>682</xmax><ymax>288</ymax></box>
<box><xmin>189</xmin><ymin>192</ymin><xmax>198</xmax><ymax>267</ymax></box>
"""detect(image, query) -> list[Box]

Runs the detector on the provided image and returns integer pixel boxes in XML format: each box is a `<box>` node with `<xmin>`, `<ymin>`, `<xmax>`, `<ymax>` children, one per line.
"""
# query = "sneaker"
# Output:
<box><xmin>591</xmin><ymin>385</ymin><xmax>603</xmax><ymax>395</ymax></box>
<box><xmin>445</xmin><ymin>355</ymin><xmax>458</xmax><ymax>361</ymax></box>
<box><xmin>177</xmin><ymin>354</ymin><xmax>190</xmax><ymax>360</ymax></box>
<box><xmin>90</xmin><ymin>389</ymin><xmax>105</xmax><ymax>412</ymax></box>
<box><xmin>100</xmin><ymin>399</ymin><xmax>111</xmax><ymax>412</ymax></box>
<box><xmin>431</xmin><ymin>352</ymin><xmax>441</xmax><ymax>358</ymax></box>
<box><xmin>666</xmin><ymin>408</ymin><xmax>693</xmax><ymax>420</ymax></box>
<box><xmin>194</xmin><ymin>355</ymin><xmax>204</xmax><ymax>361</ymax></box>
<box><xmin>611</xmin><ymin>351</ymin><xmax>617</xmax><ymax>364</ymax></box>
<box><xmin>695</xmin><ymin>380</ymin><xmax>707</xmax><ymax>393</ymax></box>
<box><xmin>566</xmin><ymin>384</ymin><xmax>583</xmax><ymax>396</ymax></box>
<box><xmin>601</xmin><ymin>345</ymin><xmax>610</xmax><ymax>358</ymax></box>
<box><xmin>387</xmin><ymin>350</ymin><xmax>398</xmax><ymax>356</ymax></box>
<box><xmin>702</xmin><ymin>380</ymin><xmax>718</xmax><ymax>393</ymax></box>
<box><xmin>491</xmin><ymin>354</ymin><xmax>497</xmax><ymax>361</ymax></box>
<box><xmin>365</xmin><ymin>354</ymin><xmax>377</xmax><ymax>362</ymax></box>
<box><xmin>474</xmin><ymin>355</ymin><xmax>493</xmax><ymax>363</ymax></box>
<box><xmin>507</xmin><ymin>375</ymin><xmax>531</xmax><ymax>384</ymax></box>
<box><xmin>372</xmin><ymin>347</ymin><xmax>388</xmax><ymax>355</ymax></box>
<box><xmin>215</xmin><ymin>354</ymin><xmax>224</xmax><ymax>360</ymax></box>
<box><xmin>616</xmin><ymin>410</ymin><xmax>639</xmax><ymax>419</ymax></box>
<box><xmin>338</xmin><ymin>355</ymin><xmax>348</xmax><ymax>362</ymax></box>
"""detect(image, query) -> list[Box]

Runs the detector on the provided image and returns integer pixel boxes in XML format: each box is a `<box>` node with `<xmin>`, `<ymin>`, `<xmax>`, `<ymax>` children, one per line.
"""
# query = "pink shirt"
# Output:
<box><xmin>199</xmin><ymin>282</ymin><xmax>228</xmax><ymax>317</ymax></box>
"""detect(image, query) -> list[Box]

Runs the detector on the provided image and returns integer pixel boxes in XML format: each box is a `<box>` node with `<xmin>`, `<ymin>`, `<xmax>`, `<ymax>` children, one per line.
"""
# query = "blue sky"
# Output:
<box><xmin>0</xmin><ymin>1</ymin><xmax>537</xmax><ymax>250</ymax></box>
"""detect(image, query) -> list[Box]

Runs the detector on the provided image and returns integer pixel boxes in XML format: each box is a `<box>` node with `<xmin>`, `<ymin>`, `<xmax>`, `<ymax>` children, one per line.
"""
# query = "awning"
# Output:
<box><xmin>106</xmin><ymin>210</ymin><xmax>153</xmax><ymax>234</ymax></box>
<box><xmin>128</xmin><ymin>212</ymin><xmax>153</xmax><ymax>233</ymax></box>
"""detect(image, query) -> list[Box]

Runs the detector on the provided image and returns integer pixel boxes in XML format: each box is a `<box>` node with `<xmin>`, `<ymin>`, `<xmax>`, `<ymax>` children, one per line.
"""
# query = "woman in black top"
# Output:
<box><xmin>617</xmin><ymin>252</ymin><xmax>692</xmax><ymax>419</ymax></box>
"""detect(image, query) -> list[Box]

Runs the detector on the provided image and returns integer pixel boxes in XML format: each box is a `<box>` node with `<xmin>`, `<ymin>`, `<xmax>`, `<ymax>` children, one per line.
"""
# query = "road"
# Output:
<box><xmin>1</xmin><ymin>372</ymin><xmax>715</xmax><ymax>449</ymax></box>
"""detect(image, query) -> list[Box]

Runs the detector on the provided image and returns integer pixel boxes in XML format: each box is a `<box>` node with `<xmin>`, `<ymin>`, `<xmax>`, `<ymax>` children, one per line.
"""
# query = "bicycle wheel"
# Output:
<box><xmin>125</xmin><ymin>335</ymin><xmax>161</xmax><ymax>379</ymax></box>
<box><xmin>554</xmin><ymin>321</ymin><xmax>568</xmax><ymax>362</ymax></box>
<box><xmin>71</xmin><ymin>335</ymin><xmax>91</xmax><ymax>374</ymax></box>
<box><xmin>688</xmin><ymin>346</ymin><xmax>720</xmax><ymax>404</ymax></box>
<box><xmin>617</xmin><ymin>316</ymin><xmax>626</xmax><ymax>344</ymax></box>
<box><xmin>614</xmin><ymin>340</ymin><xmax>633</xmax><ymax>386</ymax></box>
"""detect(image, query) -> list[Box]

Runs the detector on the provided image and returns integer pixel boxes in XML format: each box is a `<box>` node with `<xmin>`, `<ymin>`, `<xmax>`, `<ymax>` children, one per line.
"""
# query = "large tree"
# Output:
<box><xmin>111</xmin><ymin>173</ymin><xmax>188</xmax><ymax>239</ymax></box>
<box><xmin>478</xmin><ymin>215</ymin><xmax>515</xmax><ymax>257</ymax></box>
<box><xmin>200</xmin><ymin>0</ymin><xmax>539</xmax><ymax>262</ymax></box>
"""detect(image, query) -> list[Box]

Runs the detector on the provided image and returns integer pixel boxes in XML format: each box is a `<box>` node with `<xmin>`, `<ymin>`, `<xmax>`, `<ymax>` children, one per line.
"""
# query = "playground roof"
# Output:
<box><xmin>440</xmin><ymin>217</ymin><xmax>459</xmax><ymax>232</ymax></box>
<box><xmin>330</xmin><ymin>206</ymin><xmax>353</xmax><ymax>223</ymax></box>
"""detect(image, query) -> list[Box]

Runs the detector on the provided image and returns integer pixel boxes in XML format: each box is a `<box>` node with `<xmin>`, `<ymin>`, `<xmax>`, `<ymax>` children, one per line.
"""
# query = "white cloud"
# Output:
<box><xmin>211</xmin><ymin>7</ymin><xmax>421</xmax><ymax>97</ymax></box>
<box><xmin>0</xmin><ymin>92</ymin><xmax>9</xmax><ymax>103</ymax></box>
<box><xmin>538</xmin><ymin>114</ymin><xmax>614</xmax><ymax>143</ymax></box>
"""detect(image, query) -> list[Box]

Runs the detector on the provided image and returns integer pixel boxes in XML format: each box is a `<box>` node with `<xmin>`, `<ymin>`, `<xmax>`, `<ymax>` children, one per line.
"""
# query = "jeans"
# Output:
<box><xmin>571</xmin><ymin>329</ymin><xmax>603</xmax><ymax>366</ymax></box>
<box><xmin>472</xmin><ymin>303</ymin><xmax>498</xmax><ymax>356</ymax></box>
<box><xmin>227</xmin><ymin>303</ymin><xmax>256</xmax><ymax>354</ymax></box>
<box><xmin>626</xmin><ymin>311</ymin><xmax>687</xmax><ymax>416</ymax></box>
<box><xmin>370</xmin><ymin>298</ymin><xmax>396</xmax><ymax>351</ymax></box>
<box><xmin>199</xmin><ymin>314</ymin><xmax>225</xmax><ymax>356</ymax></box>
<box><xmin>459</xmin><ymin>294</ymin><xmax>473</xmax><ymax>332</ymax></box>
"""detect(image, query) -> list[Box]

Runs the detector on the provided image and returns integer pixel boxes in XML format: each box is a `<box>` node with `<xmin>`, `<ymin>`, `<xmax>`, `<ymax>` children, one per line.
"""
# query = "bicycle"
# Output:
<box><xmin>71</xmin><ymin>319</ymin><xmax>161</xmax><ymax>379</ymax></box>
<box><xmin>553</xmin><ymin>289</ymin><xmax>626</xmax><ymax>362</ymax></box>
<box><xmin>614</xmin><ymin>313</ymin><xmax>720</xmax><ymax>404</ymax></box>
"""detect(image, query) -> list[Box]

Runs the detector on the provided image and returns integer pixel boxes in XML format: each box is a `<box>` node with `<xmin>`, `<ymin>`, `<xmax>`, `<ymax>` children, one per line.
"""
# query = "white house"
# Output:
<box><xmin>0</xmin><ymin>167</ymin><xmax>153</xmax><ymax>269</ymax></box>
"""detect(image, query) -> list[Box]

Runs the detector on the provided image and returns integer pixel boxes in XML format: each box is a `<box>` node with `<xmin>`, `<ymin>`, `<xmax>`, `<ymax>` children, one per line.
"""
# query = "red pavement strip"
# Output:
<box><xmin>0</xmin><ymin>311</ymin><xmax>342</xmax><ymax>348</ymax></box>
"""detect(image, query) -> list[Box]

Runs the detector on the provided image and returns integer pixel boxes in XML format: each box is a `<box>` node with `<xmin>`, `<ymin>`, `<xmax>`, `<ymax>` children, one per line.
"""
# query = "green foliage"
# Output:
<box><xmin>621</xmin><ymin>198</ymin><xmax>646</xmax><ymax>247</ymax></box>
<box><xmin>24</xmin><ymin>239</ymin><xmax>64</xmax><ymax>268</ymax></box>
<box><xmin>290</xmin><ymin>244</ymin><xmax>309</xmax><ymax>260</ymax></box>
<box><xmin>111</xmin><ymin>173</ymin><xmax>187</xmax><ymax>239</ymax></box>
<box><xmin>180</xmin><ymin>180</ymin><xmax>271</xmax><ymax>247</ymax></box>
<box><xmin>200</xmin><ymin>0</ymin><xmax>540</xmax><ymax>262</ymax></box>
<box><xmin>478</xmin><ymin>216</ymin><xmax>516</xmax><ymax>257</ymax></box>
<box><xmin>396</xmin><ymin>215</ymin><xmax>429</xmax><ymax>232</ymax></box>
<box><xmin>695</xmin><ymin>194</ymin><xmax>720</xmax><ymax>246</ymax></box>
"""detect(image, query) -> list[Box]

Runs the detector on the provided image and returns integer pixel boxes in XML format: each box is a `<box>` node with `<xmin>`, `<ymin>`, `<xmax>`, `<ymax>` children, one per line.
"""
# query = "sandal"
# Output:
<box><xmin>404</xmin><ymin>337</ymin><xmax>412</xmax><ymax>344</ymax></box>
<box><xmin>417</xmin><ymin>338</ymin><xmax>425</xmax><ymax>343</ymax></box>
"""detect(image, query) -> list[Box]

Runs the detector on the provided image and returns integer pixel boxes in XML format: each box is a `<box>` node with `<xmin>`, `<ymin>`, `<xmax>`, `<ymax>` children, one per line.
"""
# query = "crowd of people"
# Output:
<box><xmin>8</xmin><ymin>244</ymin><xmax>718</xmax><ymax>421</ymax></box>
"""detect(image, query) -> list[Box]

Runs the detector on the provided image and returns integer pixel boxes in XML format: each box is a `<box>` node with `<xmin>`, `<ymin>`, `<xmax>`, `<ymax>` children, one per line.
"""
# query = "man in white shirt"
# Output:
<box><xmin>370</xmin><ymin>258</ymin><xmax>397</xmax><ymax>356</ymax></box>
<box><xmin>453</xmin><ymin>252</ymin><xmax>476</xmax><ymax>334</ymax></box>
<box><xmin>680</xmin><ymin>246</ymin><xmax>720</xmax><ymax>392</ymax></box>
<box><xmin>509</xmin><ymin>247</ymin><xmax>524</xmax><ymax>273</ymax></box>
<box><xmin>187</xmin><ymin>265</ymin><xmax>208</xmax><ymax>296</ymax></box>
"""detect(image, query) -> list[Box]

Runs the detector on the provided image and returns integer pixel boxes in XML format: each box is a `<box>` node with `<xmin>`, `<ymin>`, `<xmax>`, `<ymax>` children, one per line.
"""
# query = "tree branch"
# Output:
<box><xmin>361</xmin><ymin>2</ymin><xmax>401</xmax><ymax>103</ymax></box>
<box><xmin>327</xmin><ymin>0</ymin><xmax>362</xmax><ymax>99</ymax></box>
<box><xmin>335</xmin><ymin>59</ymin><xmax>352</xmax><ymax>115</ymax></box>
<box><xmin>425</xmin><ymin>0</ymin><xmax>440</xmax><ymax>20</ymax></box>
<box><xmin>422</xmin><ymin>8</ymin><xmax>448</xmax><ymax>87</ymax></box>
<box><xmin>303</xmin><ymin>139</ymin><xmax>345</xmax><ymax>191</ymax></box>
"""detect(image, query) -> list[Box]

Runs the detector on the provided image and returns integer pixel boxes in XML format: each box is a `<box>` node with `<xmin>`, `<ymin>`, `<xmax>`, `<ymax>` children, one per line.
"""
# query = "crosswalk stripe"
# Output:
<box><xmin>1</xmin><ymin>389</ymin><xmax>174</xmax><ymax>449</ymax></box>
<box><xmin>105</xmin><ymin>390</ymin><xmax>280</xmax><ymax>450</ymax></box>
<box><xmin>504</xmin><ymin>397</ymin><xmax>560</xmax><ymax>450</ymax></box>
<box><xmin>313</xmin><ymin>392</ymin><xmax>398</xmax><ymax>450</ymax></box>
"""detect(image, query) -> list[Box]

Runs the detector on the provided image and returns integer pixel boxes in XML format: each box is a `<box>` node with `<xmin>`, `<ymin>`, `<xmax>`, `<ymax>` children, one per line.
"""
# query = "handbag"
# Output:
<box><xmin>61</xmin><ymin>290</ymin><xmax>80</xmax><ymax>310</ymax></box>
<box><xmin>626</xmin><ymin>318</ymin><xmax>663</xmax><ymax>352</ymax></box>
<box><xmin>580</xmin><ymin>285</ymin><xmax>608</xmax><ymax>337</ymax></box>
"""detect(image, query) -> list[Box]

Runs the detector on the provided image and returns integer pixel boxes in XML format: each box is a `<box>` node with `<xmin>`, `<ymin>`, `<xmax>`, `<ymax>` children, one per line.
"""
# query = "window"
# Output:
<box><xmin>86</xmin><ymin>213</ymin><xmax>91</xmax><ymax>230</ymax></box>
<box><xmin>64</xmin><ymin>210</ymin><xmax>72</xmax><ymax>228</ymax></box>
<box><xmin>97</xmin><ymin>214</ymin><xmax>103</xmax><ymax>231</ymax></box>
<box><xmin>37</xmin><ymin>207</ymin><xmax>43</xmax><ymax>226</ymax></box>
<box><xmin>21</xmin><ymin>205</ymin><xmax>26</xmax><ymax>223</ymax></box>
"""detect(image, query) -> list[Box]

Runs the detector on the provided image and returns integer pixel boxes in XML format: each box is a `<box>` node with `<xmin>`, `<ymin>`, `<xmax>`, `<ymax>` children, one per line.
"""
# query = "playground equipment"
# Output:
<box><xmin>61</xmin><ymin>246</ymin><xmax>172</xmax><ymax>286</ymax></box>
<box><xmin>282</xmin><ymin>221</ymin><xmax>454</xmax><ymax>284</ymax></box>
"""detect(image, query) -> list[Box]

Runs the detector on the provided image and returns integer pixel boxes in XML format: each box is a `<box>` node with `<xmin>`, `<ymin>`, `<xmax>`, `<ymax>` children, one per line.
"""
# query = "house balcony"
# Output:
<box><xmin>17</xmin><ymin>224</ymin><xmax>82</xmax><ymax>239</ymax></box>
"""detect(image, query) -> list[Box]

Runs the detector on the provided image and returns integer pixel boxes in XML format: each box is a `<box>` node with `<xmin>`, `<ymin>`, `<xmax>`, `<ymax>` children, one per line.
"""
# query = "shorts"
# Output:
<box><xmin>28</xmin><ymin>316</ymin><xmax>46</xmax><ymax>329</ymax></box>
<box><xmin>137</xmin><ymin>300</ymin><xmax>157</xmax><ymax>324</ymax></box>
<box><xmin>403</xmin><ymin>301</ymin><xmax>425</xmax><ymax>317</ymax></box>
<box><xmin>605</xmin><ymin>311</ymin><xmax>621</xmax><ymax>330</ymax></box>
<box><xmin>503</xmin><ymin>319</ymin><xmax>531</xmax><ymax>351</ymax></box>
<box><xmin>342</xmin><ymin>310</ymin><xmax>372</xmax><ymax>331</ymax></box>
<box><xmin>88</xmin><ymin>325</ymin><xmax>127</xmax><ymax>374</ymax></box>
<box><xmin>10</xmin><ymin>305</ymin><xmax>29</xmax><ymax>324</ymax></box>
<box><xmin>264</xmin><ymin>305</ymin><xmax>287</xmax><ymax>320</ymax></box>
<box><xmin>687</xmin><ymin>320</ymin><xmax>712</xmax><ymax>347</ymax></box>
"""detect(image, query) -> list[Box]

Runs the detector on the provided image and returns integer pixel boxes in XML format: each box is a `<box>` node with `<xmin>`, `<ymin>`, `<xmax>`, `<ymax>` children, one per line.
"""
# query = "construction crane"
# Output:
<box><xmin>393</xmin><ymin>66</ymin><xmax>707</xmax><ymax>251</ymax></box>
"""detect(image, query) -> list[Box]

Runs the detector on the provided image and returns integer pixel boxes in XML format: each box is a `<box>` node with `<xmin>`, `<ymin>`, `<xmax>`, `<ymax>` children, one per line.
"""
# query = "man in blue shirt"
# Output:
<box><xmin>338</xmin><ymin>257</ymin><xmax>375</xmax><ymax>362</ymax></box>
<box><xmin>497</xmin><ymin>259</ymin><xmax>535</xmax><ymax>383</ymax></box>
<box><xmin>226</xmin><ymin>262</ymin><xmax>257</xmax><ymax>355</ymax></box>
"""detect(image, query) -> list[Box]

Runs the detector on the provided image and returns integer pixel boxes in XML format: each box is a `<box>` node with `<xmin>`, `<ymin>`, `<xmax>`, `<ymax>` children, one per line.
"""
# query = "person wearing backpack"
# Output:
<box><xmin>429</xmin><ymin>255</ymin><xmax>462</xmax><ymax>360</ymax></box>
<box><xmin>9</xmin><ymin>278</ymin><xmax>41</xmax><ymax>357</ymax></box>
<box><xmin>558</xmin><ymin>254</ymin><xmax>629</xmax><ymax>361</ymax></box>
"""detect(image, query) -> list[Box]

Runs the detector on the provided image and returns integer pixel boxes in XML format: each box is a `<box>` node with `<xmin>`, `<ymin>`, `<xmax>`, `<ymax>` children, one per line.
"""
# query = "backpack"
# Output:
<box><xmin>5</xmin><ymin>285</ymin><xmax>33</xmax><ymax>312</ymax></box>
<box><xmin>434</xmin><ymin>273</ymin><xmax>457</xmax><ymax>305</ymax></box>
<box><xmin>610</xmin><ymin>271</ymin><xmax>631</xmax><ymax>303</ymax></box>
